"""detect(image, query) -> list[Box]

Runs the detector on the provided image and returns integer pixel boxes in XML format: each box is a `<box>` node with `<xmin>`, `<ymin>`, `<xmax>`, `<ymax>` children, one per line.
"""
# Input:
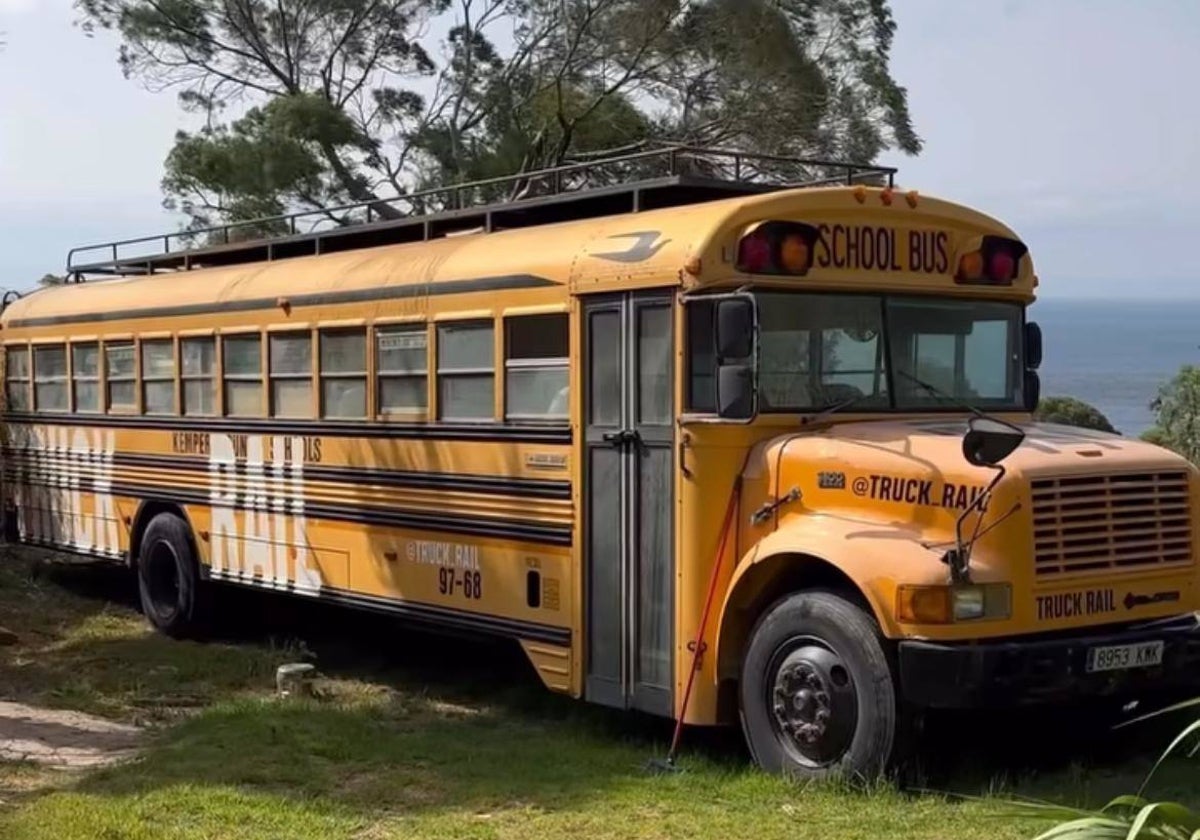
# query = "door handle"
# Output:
<box><xmin>602</xmin><ymin>429</ymin><xmax>641</xmax><ymax>447</ymax></box>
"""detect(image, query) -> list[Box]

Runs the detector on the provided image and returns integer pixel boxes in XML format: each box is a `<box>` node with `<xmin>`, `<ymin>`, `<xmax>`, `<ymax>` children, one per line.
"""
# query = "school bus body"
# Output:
<box><xmin>4</xmin><ymin>183</ymin><xmax>1199</xmax><ymax>776</ymax></box>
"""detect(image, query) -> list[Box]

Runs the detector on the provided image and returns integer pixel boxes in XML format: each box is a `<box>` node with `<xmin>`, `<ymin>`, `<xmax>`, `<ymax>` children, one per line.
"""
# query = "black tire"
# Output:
<box><xmin>739</xmin><ymin>590</ymin><xmax>898</xmax><ymax>781</ymax></box>
<box><xmin>136</xmin><ymin>512</ymin><xmax>206</xmax><ymax>639</ymax></box>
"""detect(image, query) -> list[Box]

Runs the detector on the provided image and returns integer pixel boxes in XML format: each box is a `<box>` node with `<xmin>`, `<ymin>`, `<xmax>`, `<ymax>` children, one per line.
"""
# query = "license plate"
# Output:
<box><xmin>1086</xmin><ymin>641</ymin><xmax>1165</xmax><ymax>673</ymax></box>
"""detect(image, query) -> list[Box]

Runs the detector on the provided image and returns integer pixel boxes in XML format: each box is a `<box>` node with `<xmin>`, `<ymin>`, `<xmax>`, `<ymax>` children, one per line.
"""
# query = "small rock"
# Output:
<box><xmin>0</xmin><ymin>626</ymin><xmax>18</xmax><ymax>646</ymax></box>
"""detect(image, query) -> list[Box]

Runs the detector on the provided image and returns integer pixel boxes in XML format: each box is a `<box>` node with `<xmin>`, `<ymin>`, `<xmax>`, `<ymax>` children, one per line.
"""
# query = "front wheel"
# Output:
<box><xmin>739</xmin><ymin>590</ymin><xmax>898</xmax><ymax>781</ymax></box>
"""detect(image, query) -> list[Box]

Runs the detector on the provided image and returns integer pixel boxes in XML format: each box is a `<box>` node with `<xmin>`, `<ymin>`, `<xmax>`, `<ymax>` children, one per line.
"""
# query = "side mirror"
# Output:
<box><xmin>716</xmin><ymin>298</ymin><xmax>754</xmax><ymax>360</ymax></box>
<box><xmin>962</xmin><ymin>416</ymin><xmax>1025</xmax><ymax>467</ymax></box>
<box><xmin>717</xmin><ymin>365</ymin><xmax>754</xmax><ymax>419</ymax></box>
<box><xmin>1023</xmin><ymin>370</ymin><xmax>1040</xmax><ymax>412</ymax></box>
<box><xmin>1024</xmin><ymin>321</ymin><xmax>1042</xmax><ymax>370</ymax></box>
<box><xmin>713</xmin><ymin>295</ymin><xmax>757</xmax><ymax>420</ymax></box>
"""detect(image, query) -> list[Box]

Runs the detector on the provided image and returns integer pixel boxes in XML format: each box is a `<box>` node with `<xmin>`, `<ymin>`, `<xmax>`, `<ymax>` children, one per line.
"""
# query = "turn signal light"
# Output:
<box><xmin>955</xmin><ymin>236</ymin><xmax>1029</xmax><ymax>286</ymax></box>
<box><xmin>735</xmin><ymin>221</ymin><xmax>820</xmax><ymax>276</ymax></box>
<box><xmin>897</xmin><ymin>583</ymin><xmax>1012</xmax><ymax>624</ymax></box>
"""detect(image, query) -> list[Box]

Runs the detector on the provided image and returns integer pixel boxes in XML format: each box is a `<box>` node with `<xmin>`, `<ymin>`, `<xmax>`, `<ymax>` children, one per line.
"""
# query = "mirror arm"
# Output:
<box><xmin>945</xmin><ymin>463</ymin><xmax>1006</xmax><ymax>583</ymax></box>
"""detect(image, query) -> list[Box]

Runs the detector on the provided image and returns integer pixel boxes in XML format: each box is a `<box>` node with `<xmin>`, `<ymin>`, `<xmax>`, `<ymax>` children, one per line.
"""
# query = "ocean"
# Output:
<box><xmin>1030</xmin><ymin>298</ymin><xmax>1200</xmax><ymax>437</ymax></box>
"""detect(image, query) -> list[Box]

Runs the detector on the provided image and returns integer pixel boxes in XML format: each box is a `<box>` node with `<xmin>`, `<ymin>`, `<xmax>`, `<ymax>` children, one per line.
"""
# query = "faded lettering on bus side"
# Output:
<box><xmin>208</xmin><ymin>433</ymin><xmax>322</xmax><ymax>592</ymax></box>
<box><xmin>814</xmin><ymin>224</ymin><xmax>950</xmax><ymax>274</ymax></box>
<box><xmin>175</xmin><ymin>431</ymin><xmax>321</xmax><ymax>463</ymax></box>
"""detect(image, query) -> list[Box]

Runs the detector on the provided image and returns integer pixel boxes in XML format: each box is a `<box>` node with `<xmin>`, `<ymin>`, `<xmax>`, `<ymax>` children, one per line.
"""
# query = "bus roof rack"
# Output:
<box><xmin>65</xmin><ymin>144</ymin><xmax>896</xmax><ymax>280</ymax></box>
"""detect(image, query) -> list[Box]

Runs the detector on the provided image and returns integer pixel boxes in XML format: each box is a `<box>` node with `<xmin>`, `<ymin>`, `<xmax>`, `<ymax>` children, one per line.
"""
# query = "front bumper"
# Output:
<box><xmin>898</xmin><ymin>615</ymin><xmax>1200</xmax><ymax>709</ymax></box>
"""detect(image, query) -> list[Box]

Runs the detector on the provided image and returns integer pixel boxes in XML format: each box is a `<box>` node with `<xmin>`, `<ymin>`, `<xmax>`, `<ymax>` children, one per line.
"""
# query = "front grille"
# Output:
<box><xmin>1031</xmin><ymin>471</ymin><xmax>1193</xmax><ymax>577</ymax></box>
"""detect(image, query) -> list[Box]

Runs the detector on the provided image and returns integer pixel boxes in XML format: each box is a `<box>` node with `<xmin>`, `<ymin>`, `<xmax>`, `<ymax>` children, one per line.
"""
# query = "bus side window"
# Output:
<box><xmin>142</xmin><ymin>339</ymin><xmax>177</xmax><ymax>415</ymax></box>
<box><xmin>223</xmin><ymin>334</ymin><xmax>263</xmax><ymax>417</ymax></box>
<box><xmin>320</xmin><ymin>328</ymin><xmax>367</xmax><ymax>419</ymax></box>
<box><xmin>5</xmin><ymin>345</ymin><xmax>30</xmax><ymax>412</ymax></box>
<box><xmin>72</xmin><ymin>343</ymin><xmax>100</xmax><ymax>413</ymax></box>
<box><xmin>181</xmin><ymin>337</ymin><xmax>216</xmax><ymax>416</ymax></box>
<box><xmin>685</xmin><ymin>300</ymin><xmax>716</xmax><ymax>412</ymax></box>
<box><xmin>269</xmin><ymin>332</ymin><xmax>314</xmax><ymax>418</ymax></box>
<box><xmin>105</xmin><ymin>342</ymin><xmax>136</xmax><ymax>412</ymax></box>
<box><xmin>33</xmin><ymin>344</ymin><xmax>68</xmax><ymax>413</ymax></box>
<box><xmin>437</xmin><ymin>321</ymin><xmax>495</xmax><ymax>422</ymax></box>
<box><xmin>376</xmin><ymin>325</ymin><xmax>428</xmax><ymax>417</ymax></box>
<box><xmin>505</xmin><ymin>314</ymin><xmax>568</xmax><ymax>422</ymax></box>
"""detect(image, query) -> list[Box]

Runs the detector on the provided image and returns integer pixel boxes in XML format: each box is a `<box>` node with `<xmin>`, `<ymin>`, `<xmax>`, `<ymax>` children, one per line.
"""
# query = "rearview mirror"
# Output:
<box><xmin>1024</xmin><ymin>321</ymin><xmax>1043</xmax><ymax>370</ymax></box>
<box><xmin>716</xmin><ymin>298</ymin><xmax>754</xmax><ymax>360</ymax></box>
<box><xmin>1023</xmin><ymin>370</ymin><xmax>1040</xmax><ymax>412</ymax></box>
<box><xmin>962</xmin><ymin>416</ymin><xmax>1025</xmax><ymax>467</ymax></box>
<box><xmin>717</xmin><ymin>364</ymin><xmax>754</xmax><ymax>419</ymax></box>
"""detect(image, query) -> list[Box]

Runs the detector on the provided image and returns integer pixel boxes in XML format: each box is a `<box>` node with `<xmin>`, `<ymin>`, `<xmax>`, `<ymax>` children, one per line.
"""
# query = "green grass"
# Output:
<box><xmin>0</xmin><ymin>548</ymin><xmax>1197</xmax><ymax>839</ymax></box>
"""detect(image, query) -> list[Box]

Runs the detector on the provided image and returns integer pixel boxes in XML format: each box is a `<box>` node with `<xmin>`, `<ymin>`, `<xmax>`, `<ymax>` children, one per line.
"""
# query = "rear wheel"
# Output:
<box><xmin>137</xmin><ymin>512</ymin><xmax>206</xmax><ymax>638</ymax></box>
<box><xmin>739</xmin><ymin>590</ymin><xmax>898</xmax><ymax>781</ymax></box>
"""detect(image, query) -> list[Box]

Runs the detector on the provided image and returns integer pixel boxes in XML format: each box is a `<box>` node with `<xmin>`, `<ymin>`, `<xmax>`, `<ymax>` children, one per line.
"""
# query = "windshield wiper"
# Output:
<box><xmin>893</xmin><ymin>369</ymin><xmax>988</xmax><ymax>418</ymax></box>
<box><xmin>801</xmin><ymin>390</ymin><xmax>881</xmax><ymax>426</ymax></box>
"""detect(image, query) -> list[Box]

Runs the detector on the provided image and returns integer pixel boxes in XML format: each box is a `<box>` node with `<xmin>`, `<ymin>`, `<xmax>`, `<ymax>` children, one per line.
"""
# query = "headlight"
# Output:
<box><xmin>897</xmin><ymin>583</ymin><xmax>1012</xmax><ymax>624</ymax></box>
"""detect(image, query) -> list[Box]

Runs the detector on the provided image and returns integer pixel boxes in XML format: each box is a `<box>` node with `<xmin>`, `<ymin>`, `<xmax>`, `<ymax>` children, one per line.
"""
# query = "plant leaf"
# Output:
<box><xmin>1138</xmin><ymin>719</ymin><xmax>1200</xmax><ymax>797</ymax></box>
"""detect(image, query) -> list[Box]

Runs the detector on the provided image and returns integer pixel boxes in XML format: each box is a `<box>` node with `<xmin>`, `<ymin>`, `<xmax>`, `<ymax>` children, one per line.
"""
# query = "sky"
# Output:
<box><xmin>0</xmin><ymin>1</ymin><xmax>1197</xmax><ymax>298</ymax></box>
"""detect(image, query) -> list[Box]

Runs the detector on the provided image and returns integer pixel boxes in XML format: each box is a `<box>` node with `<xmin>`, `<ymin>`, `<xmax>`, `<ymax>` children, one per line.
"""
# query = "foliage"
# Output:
<box><xmin>75</xmin><ymin>0</ymin><xmax>922</xmax><ymax>228</ymax></box>
<box><xmin>1145</xmin><ymin>365</ymin><xmax>1200</xmax><ymax>464</ymax></box>
<box><xmin>994</xmin><ymin>698</ymin><xmax>1200</xmax><ymax>840</ymax></box>
<box><xmin>36</xmin><ymin>274</ymin><xmax>66</xmax><ymax>288</ymax></box>
<box><xmin>1034</xmin><ymin>396</ymin><xmax>1118</xmax><ymax>434</ymax></box>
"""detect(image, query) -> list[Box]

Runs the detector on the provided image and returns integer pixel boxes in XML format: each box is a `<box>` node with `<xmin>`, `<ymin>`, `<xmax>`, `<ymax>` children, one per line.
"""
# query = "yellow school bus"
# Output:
<box><xmin>3</xmin><ymin>147</ymin><xmax>1198</xmax><ymax>779</ymax></box>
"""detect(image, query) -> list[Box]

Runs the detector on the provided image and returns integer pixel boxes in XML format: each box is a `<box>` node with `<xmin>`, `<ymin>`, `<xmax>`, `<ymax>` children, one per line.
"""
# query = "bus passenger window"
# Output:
<box><xmin>72</xmin><ymin>343</ymin><xmax>100</xmax><ymax>413</ymax></box>
<box><xmin>5</xmin><ymin>345</ymin><xmax>30</xmax><ymax>411</ymax></box>
<box><xmin>269</xmin><ymin>332</ymin><xmax>314</xmax><ymax>418</ymax></box>
<box><xmin>505</xmin><ymin>314</ymin><xmax>568</xmax><ymax>421</ymax></box>
<box><xmin>105</xmin><ymin>342</ymin><xmax>136</xmax><ymax>411</ymax></box>
<box><xmin>142</xmin><ymin>339</ymin><xmax>176</xmax><ymax>415</ymax></box>
<box><xmin>376</xmin><ymin>326</ymin><xmax>428</xmax><ymax>415</ymax></box>
<box><xmin>32</xmin><ymin>345</ymin><xmax>68</xmax><ymax>412</ymax></box>
<box><xmin>222</xmin><ymin>334</ymin><xmax>262</xmax><ymax>417</ymax></box>
<box><xmin>181</xmin><ymin>338</ymin><xmax>216</xmax><ymax>416</ymax></box>
<box><xmin>320</xmin><ymin>329</ymin><xmax>366</xmax><ymax>418</ymax></box>
<box><xmin>437</xmin><ymin>321</ymin><xmax>494</xmax><ymax>421</ymax></box>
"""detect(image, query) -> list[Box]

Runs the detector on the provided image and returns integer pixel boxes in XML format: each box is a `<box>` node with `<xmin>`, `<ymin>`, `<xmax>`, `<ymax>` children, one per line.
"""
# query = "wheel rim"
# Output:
<box><xmin>145</xmin><ymin>539</ymin><xmax>181</xmax><ymax>622</ymax></box>
<box><xmin>765</xmin><ymin>636</ymin><xmax>858</xmax><ymax>768</ymax></box>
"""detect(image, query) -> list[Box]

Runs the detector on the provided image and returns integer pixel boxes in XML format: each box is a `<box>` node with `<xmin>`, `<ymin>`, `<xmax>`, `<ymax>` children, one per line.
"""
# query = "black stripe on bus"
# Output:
<box><xmin>96</xmin><ymin>480</ymin><xmax>572</xmax><ymax>546</ymax></box>
<box><xmin>5</xmin><ymin>273</ymin><xmax>560</xmax><ymax>328</ymax></box>
<box><xmin>3</xmin><ymin>449</ymin><xmax>572</xmax><ymax>501</ymax></box>
<box><xmin>3</xmin><ymin>414</ymin><xmax>573</xmax><ymax>445</ymax></box>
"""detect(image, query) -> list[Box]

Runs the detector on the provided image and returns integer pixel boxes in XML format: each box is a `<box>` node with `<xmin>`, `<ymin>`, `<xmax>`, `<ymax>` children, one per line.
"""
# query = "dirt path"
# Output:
<box><xmin>0</xmin><ymin>701</ymin><xmax>141</xmax><ymax>768</ymax></box>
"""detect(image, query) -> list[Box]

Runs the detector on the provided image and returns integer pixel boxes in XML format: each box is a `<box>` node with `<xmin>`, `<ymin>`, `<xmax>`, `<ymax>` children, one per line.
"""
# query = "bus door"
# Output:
<box><xmin>582</xmin><ymin>291</ymin><xmax>675</xmax><ymax>717</ymax></box>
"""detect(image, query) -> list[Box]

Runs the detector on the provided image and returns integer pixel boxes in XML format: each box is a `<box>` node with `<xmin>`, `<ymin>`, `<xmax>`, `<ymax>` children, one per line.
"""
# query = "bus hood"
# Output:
<box><xmin>746</xmin><ymin>417</ymin><xmax>1197</xmax><ymax>535</ymax></box>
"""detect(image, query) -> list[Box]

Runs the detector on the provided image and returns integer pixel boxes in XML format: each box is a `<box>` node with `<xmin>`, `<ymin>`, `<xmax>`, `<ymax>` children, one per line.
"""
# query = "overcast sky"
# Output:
<box><xmin>1</xmin><ymin>0</ymin><xmax>1196</xmax><ymax>297</ymax></box>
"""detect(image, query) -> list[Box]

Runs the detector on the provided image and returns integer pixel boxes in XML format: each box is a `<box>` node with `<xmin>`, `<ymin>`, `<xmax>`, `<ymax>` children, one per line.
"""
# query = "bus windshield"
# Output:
<box><xmin>749</xmin><ymin>292</ymin><xmax>1025</xmax><ymax>413</ymax></box>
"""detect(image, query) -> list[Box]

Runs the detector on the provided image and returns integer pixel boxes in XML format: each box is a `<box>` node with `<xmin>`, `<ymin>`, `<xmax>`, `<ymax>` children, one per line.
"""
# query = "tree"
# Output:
<box><xmin>1034</xmin><ymin>396</ymin><xmax>1118</xmax><ymax>434</ymax></box>
<box><xmin>38</xmin><ymin>274</ymin><xmax>67</xmax><ymax>287</ymax></box>
<box><xmin>1144</xmin><ymin>364</ymin><xmax>1200</xmax><ymax>463</ymax></box>
<box><xmin>77</xmin><ymin>0</ymin><xmax>921</xmax><ymax>230</ymax></box>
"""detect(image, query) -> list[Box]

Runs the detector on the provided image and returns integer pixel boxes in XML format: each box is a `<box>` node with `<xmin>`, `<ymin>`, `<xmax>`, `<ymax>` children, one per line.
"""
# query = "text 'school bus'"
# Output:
<box><xmin>2</xmin><ymin>147</ymin><xmax>1198</xmax><ymax>778</ymax></box>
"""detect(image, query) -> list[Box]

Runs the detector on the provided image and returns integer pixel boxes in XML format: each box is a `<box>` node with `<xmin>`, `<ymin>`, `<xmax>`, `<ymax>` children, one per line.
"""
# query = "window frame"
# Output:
<box><xmin>222</xmin><ymin>332</ymin><xmax>265</xmax><ymax>418</ymax></box>
<box><xmin>140</xmin><ymin>337</ymin><xmax>177</xmax><ymax>416</ymax></box>
<box><xmin>375</xmin><ymin>323</ymin><xmax>430</xmax><ymax>419</ymax></box>
<box><xmin>268</xmin><ymin>329</ymin><xmax>315</xmax><ymax>419</ymax></box>
<box><xmin>104</xmin><ymin>339</ymin><xmax>138</xmax><ymax>413</ymax></box>
<box><xmin>180</xmin><ymin>335</ymin><xmax>217</xmax><ymax>417</ymax></box>
<box><xmin>436</xmin><ymin>319</ymin><xmax>496</xmax><ymax>423</ymax></box>
<box><xmin>5</xmin><ymin>343</ymin><xmax>31</xmax><ymax>412</ymax></box>
<box><xmin>32</xmin><ymin>343</ymin><xmax>69</xmax><ymax>414</ymax></box>
<box><xmin>319</xmin><ymin>327</ymin><xmax>368</xmax><ymax>419</ymax></box>
<box><xmin>71</xmin><ymin>341</ymin><xmax>101</xmax><ymax>414</ymax></box>
<box><xmin>503</xmin><ymin>313</ymin><xmax>569</xmax><ymax>423</ymax></box>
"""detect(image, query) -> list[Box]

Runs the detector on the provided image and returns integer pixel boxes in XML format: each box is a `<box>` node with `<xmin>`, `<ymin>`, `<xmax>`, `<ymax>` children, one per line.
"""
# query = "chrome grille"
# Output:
<box><xmin>1031</xmin><ymin>471</ymin><xmax>1193</xmax><ymax>576</ymax></box>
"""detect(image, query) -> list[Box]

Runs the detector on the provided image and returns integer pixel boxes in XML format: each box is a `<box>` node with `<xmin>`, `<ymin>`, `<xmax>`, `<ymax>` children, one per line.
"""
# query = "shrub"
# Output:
<box><xmin>1034</xmin><ymin>396</ymin><xmax>1117</xmax><ymax>434</ymax></box>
